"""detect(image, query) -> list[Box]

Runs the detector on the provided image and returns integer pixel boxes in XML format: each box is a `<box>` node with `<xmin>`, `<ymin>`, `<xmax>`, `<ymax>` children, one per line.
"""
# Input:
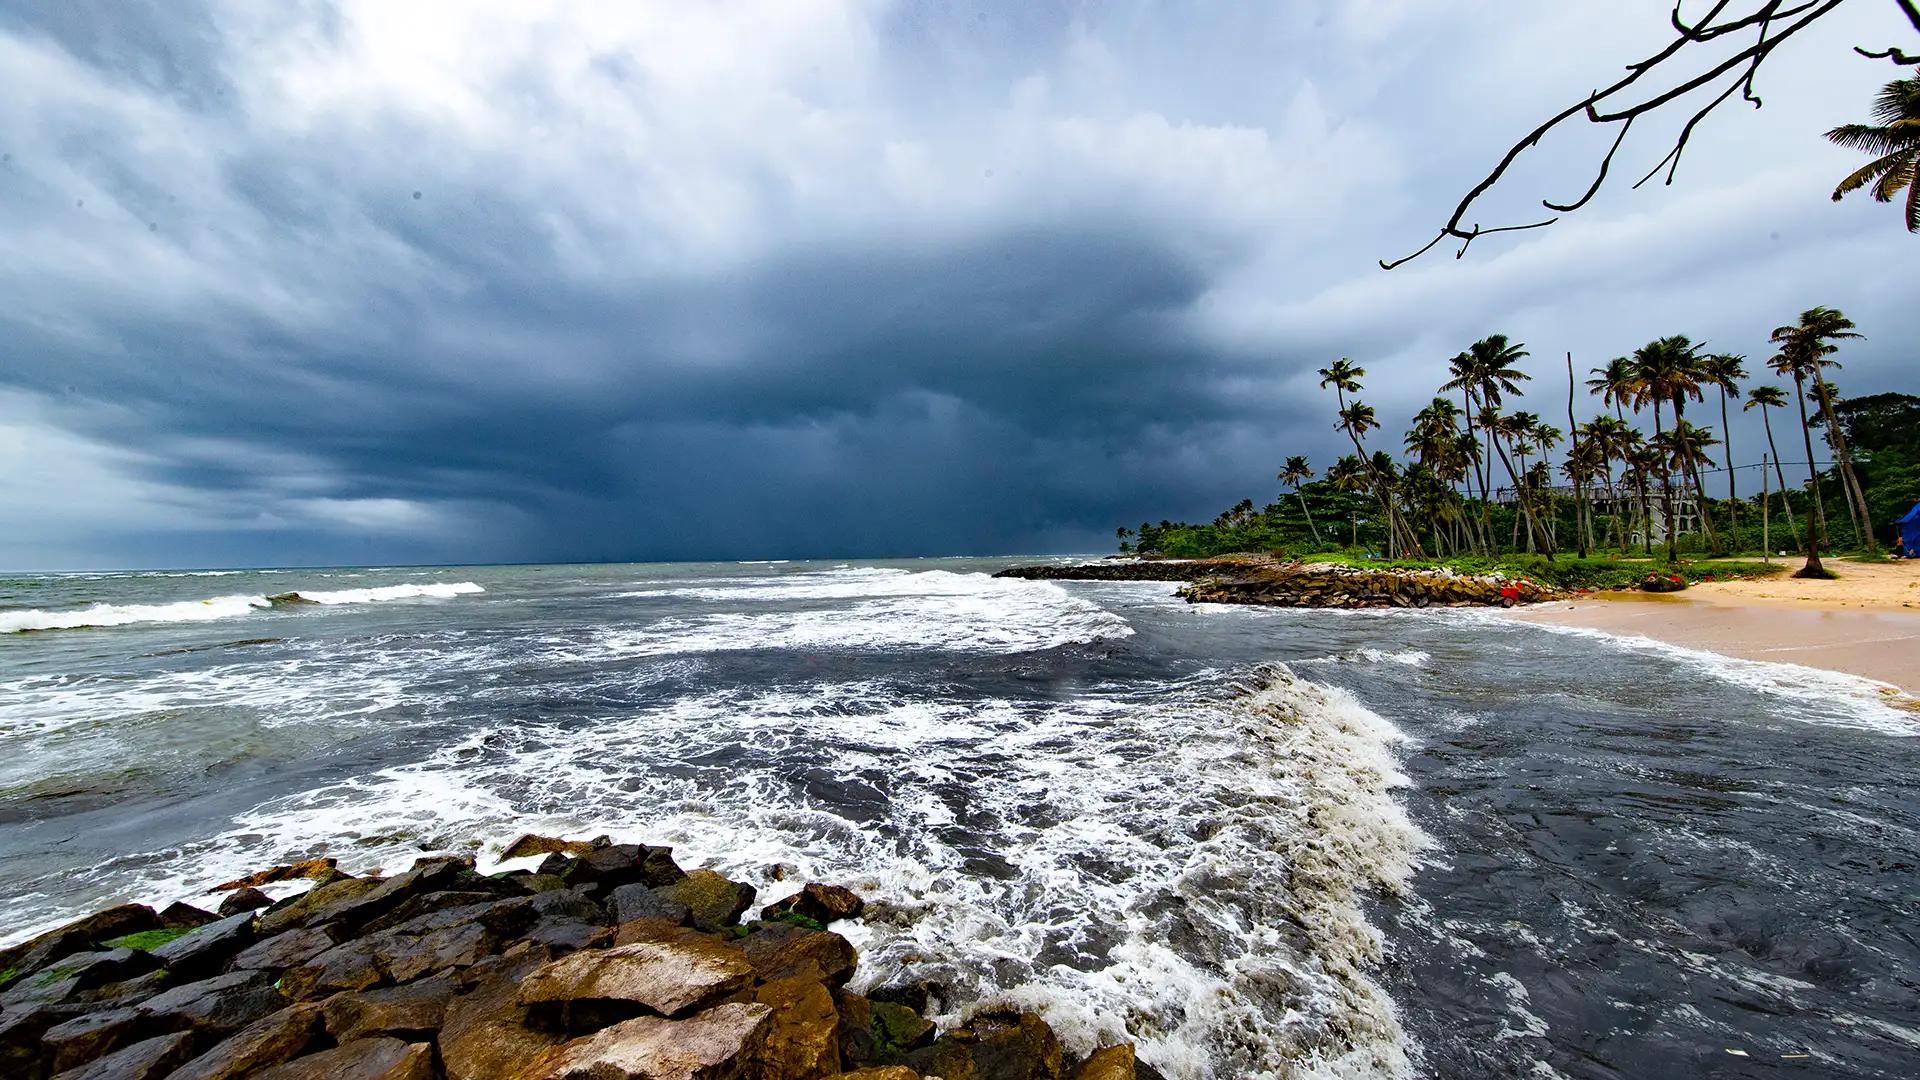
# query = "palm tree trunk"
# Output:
<box><xmin>1718</xmin><ymin>390</ymin><xmax>1738</xmax><ymax>552</ymax></box>
<box><xmin>1812</xmin><ymin>373</ymin><xmax>1874</xmax><ymax>549</ymax></box>
<box><xmin>1687</xmin><ymin>455</ymin><xmax>1720</xmax><ymax>552</ymax></box>
<box><xmin>1653</xmin><ymin>399</ymin><xmax>1678</xmax><ymax>562</ymax></box>
<box><xmin>1295</xmin><ymin>492</ymin><xmax>1321</xmax><ymax>544</ymax></box>
<box><xmin>1761</xmin><ymin>411</ymin><xmax>1801</xmax><ymax>552</ymax></box>
<box><xmin>1790</xmin><ymin>377</ymin><xmax>1828</xmax><ymax>574</ymax></box>
<box><xmin>1566</xmin><ymin>354</ymin><xmax>1590</xmax><ymax>558</ymax></box>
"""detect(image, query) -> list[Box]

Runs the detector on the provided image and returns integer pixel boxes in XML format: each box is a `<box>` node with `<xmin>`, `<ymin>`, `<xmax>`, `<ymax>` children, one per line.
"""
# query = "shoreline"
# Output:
<box><xmin>1510</xmin><ymin>563</ymin><xmax>1920</xmax><ymax>696</ymax></box>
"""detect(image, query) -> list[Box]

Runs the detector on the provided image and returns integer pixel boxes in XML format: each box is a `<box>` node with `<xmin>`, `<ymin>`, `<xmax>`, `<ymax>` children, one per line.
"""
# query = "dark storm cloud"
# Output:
<box><xmin>0</xmin><ymin>1</ymin><xmax>1914</xmax><ymax>569</ymax></box>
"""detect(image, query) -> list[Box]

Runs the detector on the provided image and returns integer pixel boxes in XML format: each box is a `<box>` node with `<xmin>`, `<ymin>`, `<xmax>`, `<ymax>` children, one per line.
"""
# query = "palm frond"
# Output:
<box><xmin>1831</xmin><ymin>151</ymin><xmax>1906</xmax><ymax>200</ymax></box>
<box><xmin>1825</xmin><ymin>123</ymin><xmax>1904</xmax><ymax>155</ymax></box>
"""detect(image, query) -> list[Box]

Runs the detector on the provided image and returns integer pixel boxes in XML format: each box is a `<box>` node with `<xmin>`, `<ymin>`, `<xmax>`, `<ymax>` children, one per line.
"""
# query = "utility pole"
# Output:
<box><xmin>1762</xmin><ymin>453</ymin><xmax>1771</xmax><ymax>561</ymax></box>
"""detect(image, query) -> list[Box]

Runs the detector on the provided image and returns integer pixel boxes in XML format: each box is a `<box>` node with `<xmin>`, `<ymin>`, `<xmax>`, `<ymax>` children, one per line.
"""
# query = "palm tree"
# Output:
<box><xmin>1580</xmin><ymin>416</ymin><xmax>1634</xmax><ymax>552</ymax></box>
<box><xmin>1587</xmin><ymin>357</ymin><xmax>1637</xmax><ymax>424</ymax></box>
<box><xmin>1666</xmin><ymin>419</ymin><xmax>1722</xmax><ymax>553</ymax></box>
<box><xmin>1406</xmin><ymin>399</ymin><xmax>1473</xmax><ymax>553</ymax></box>
<box><xmin>1771</xmin><ymin>307</ymin><xmax>1874</xmax><ymax>550</ymax></box>
<box><xmin>1320</xmin><ymin>359</ymin><xmax>1424</xmax><ymax>556</ymax></box>
<box><xmin>1826</xmin><ymin>75</ymin><xmax>1920</xmax><ymax>233</ymax></box>
<box><xmin>1766</xmin><ymin>338</ymin><xmax>1831</xmax><ymax>576</ymax></box>
<box><xmin>1744</xmin><ymin>385</ymin><xmax>1802</xmax><ymax>553</ymax></box>
<box><xmin>1629</xmin><ymin>335</ymin><xmax>1706</xmax><ymax>561</ymax></box>
<box><xmin>1699</xmin><ymin>353</ymin><xmax>1747</xmax><ymax>550</ymax></box>
<box><xmin>1279</xmin><ymin>455</ymin><xmax>1321</xmax><ymax>544</ymax></box>
<box><xmin>1326</xmin><ymin>455</ymin><xmax>1371</xmax><ymax>548</ymax></box>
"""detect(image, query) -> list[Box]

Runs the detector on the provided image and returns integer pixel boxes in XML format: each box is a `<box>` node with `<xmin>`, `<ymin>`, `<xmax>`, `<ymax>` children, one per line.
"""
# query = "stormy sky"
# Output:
<box><xmin>2</xmin><ymin>1</ymin><xmax>1914</xmax><ymax>570</ymax></box>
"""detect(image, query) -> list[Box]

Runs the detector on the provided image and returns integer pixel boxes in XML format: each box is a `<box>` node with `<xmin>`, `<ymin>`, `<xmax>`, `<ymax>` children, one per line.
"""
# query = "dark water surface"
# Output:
<box><xmin>2</xmin><ymin>560</ymin><xmax>1915</xmax><ymax>1078</ymax></box>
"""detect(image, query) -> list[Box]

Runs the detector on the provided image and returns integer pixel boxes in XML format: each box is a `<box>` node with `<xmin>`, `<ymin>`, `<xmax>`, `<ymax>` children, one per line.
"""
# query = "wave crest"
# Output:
<box><xmin>2</xmin><ymin>582</ymin><xmax>485</xmax><ymax>633</ymax></box>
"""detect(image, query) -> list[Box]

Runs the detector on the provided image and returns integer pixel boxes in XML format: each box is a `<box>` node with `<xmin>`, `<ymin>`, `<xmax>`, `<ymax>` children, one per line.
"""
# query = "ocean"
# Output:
<box><xmin>1</xmin><ymin>559</ymin><xmax>1915</xmax><ymax>1078</ymax></box>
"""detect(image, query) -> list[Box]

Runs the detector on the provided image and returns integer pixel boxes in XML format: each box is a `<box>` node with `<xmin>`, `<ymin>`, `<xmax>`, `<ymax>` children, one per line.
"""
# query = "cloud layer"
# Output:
<box><xmin>2</xmin><ymin>1</ymin><xmax>1914</xmax><ymax>568</ymax></box>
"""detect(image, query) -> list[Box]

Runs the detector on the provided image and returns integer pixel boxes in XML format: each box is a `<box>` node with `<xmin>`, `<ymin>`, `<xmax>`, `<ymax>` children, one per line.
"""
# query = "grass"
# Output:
<box><xmin>103</xmin><ymin>927</ymin><xmax>195</xmax><ymax>952</ymax></box>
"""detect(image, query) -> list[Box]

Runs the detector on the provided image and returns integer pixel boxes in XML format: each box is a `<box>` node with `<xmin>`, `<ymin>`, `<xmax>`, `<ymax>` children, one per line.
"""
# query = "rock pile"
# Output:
<box><xmin>0</xmin><ymin>838</ymin><xmax>1148</xmax><ymax>1080</ymax></box>
<box><xmin>998</xmin><ymin>559</ymin><xmax>1558</xmax><ymax>608</ymax></box>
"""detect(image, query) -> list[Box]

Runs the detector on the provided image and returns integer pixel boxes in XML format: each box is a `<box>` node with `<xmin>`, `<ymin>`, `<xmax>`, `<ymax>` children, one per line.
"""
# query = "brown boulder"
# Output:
<box><xmin>517</xmin><ymin>934</ymin><xmax>753</xmax><ymax>1019</ymax></box>
<box><xmin>231</xmin><ymin>927</ymin><xmax>337</xmax><ymax>971</ymax></box>
<box><xmin>167</xmin><ymin>1003</ymin><xmax>325</xmax><ymax>1080</ymax></box>
<box><xmin>278</xmin><ymin>937</ymin><xmax>386</xmax><ymax>1001</ymax></box>
<box><xmin>761</xmin><ymin>883</ymin><xmax>865</xmax><ymax>926</ymax></box>
<box><xmin>0</xmin><ymin>906</ymin><xmax>161</xmax><ymax>993</ymax></box>
<box><xmin>440</xmin><ymin>951</ymin><xmax>565</xmax><ymax>1080</ymax></box>
<box><xmin>906</xmin><ymin>1011</ymin><xmax>1064</xmax><ymax>1080</ymax></box>
<box><xmin>47</xmin><ymin>1031</ymin><xmax>194</xmax><ymax>1080</ymax></box>
<box><xmin>157</xmin><ymin>903</ymin><xmax>217</xmax><ymax>930</ymax></box>
<box><xmin>737</xmin><ymin>922</ymin><xmax>857</xmax><ymax>987</ymax></box>
<box><xmin>257</xmin><ymin>878</ymin><xmax>383</xmax><ymax>935</ymax></box>
<box><xmin>502</xmin><ymin>834</ymin><xmax>602</xmax><ymax>860</ymax></box>
<box><xmin>137</xmin><ymin>969</ymin><xmax>285</xmax><ymax>1035</ymax></box>
<box><xmin>43</xmin><ymin>1007</ymin><xmax>148</xmax><ymax>1073</ymax></box>
<box><xmin>150</xmin><ymin>911</ymin><xmax>257</xmax><ymax>975</ymax></box>
<box><xmin>830</xmin><ymin>1069</ymin><xmax>923</xmax><ymax>1080</ymax></box>
<box><xmin>212</xmin><ymin>859</ymin><xmax>337</xmax><ymax>891</ymax></box>
<box><xmin>750</xmin><ymin>977</ymin><xmax>840</xmax><ymax>1080</ymax></box>
<box><xmin>519</xmin><ymin>1002</ymin><xmax>774</xmax><ymax>1080</ymax></box>
<box><xmin>1073</xmin><ymin>1044</ymin><xmax>1135</xmax><ymax>1080</ymax></box>
<box><xmin>216</xmin><ymin>888</ymin><xmax>273</xmax><ymax>917</ymax></box>
<box><xmin>250</xmin><ymin>1037</ymin><xmax>434</xmax><ymax>1080</ymax></box>
<box><xmin>323</xmin><ymin>972</ymin><xmax>456</xmax><ymax>1043</ymax></box>
<box><xmin>654</xmin><ymin>870</ymin><xmax>755</xmax><ymax>928</ymax></box>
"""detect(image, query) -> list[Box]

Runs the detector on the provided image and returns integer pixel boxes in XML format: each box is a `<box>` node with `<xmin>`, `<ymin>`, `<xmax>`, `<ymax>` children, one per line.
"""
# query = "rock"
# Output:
<box><xmin>520</xmin><ymin>1002</ymin><xmax>774</xmax><ymax>1080</ymax></box>
<box><xmin>867</xmin><ymin>980</ymin><xmax>938</xmax><ymax>1015</ymax></box>
<box><xmin>249</xmin><ymin>1037</ymin><xmax>434</xmax><ymax>1080</ymax></box>
<box><xmin>906</xmin><ymin>1011</ymin><xmax>1064</xmax><ymax>1080</ymax></box>
<box><xmin>0</xmin><ymin>906</ymin><xmax>160</xmax><ymax>985</ymax></box>
<box><xmin>157</xmin><ymin>903</ymin><xmax>217</xmax><ymax>930</ymax></box>
<box><xmin>279</xmin><ymin>936</ymin><xmax>388</xmax><ymax>1001</ymax></box>
<box><xmin>502</xmin><ymin>834</ymin><xmax>601</xmax><ymax>860</ymax></box>
<box><xmin>232</xmin><ymin>927</ymin><xmax>337</xmax><ymax>971</ymax></box>
<box><xmin>439</xmin><ymin>951</ymin><xmax>566</xmax><ymax>1080</ymax></box>
<box><xmin>358</xmin><ymin>890</ymin><xmax>500</xmax><ymax>935</ymax></box>
<box><xmin>82</xmin><ymin>970</ymin><xmax>172</xmax><ymax>1009</ymax></box>
<box><xmin>307</xmin><ymin>856</ymin><xmax>490</xmax><ymax>931</ymax></box>
<box><xmin>256</xmin><ymin>878</ymin><xmax>383</xmax><ymax>935</ymax></box>
<box><xmin>831</xmin><ymin>1069</ymin><xmax>922</xmax><ymax>1080</ymax></box>
<box><xmin>608</xmin><ymin>883</ymin><xmax>693</xmax><ymax>926</ymax></box>
<box><xmin>761</xmin><ymin>883</ymin><xmax>865</xmax><ymax>926</ymax></box>
<box><xmin>323</xmin><ymin>972</ymin><xmax>456</xmax><ymax>1043</ymax></box>
<box><xmin>518</xmin><ymin>933</ymin><xmax>754</xmax><ymax>1019</ymax></box>
<box><xmin>655</xmin><ymin>870</ymin><xmax>755</xmax><ymax>929</ymax></box>
<box><xmin>560</xmin><ymin>844</ymin><xmax>686</xmax><ymax>892</ymax></box>
<box><xmin>43</xmin><ymin>1007</ymin><xmax>148</xmax><ymax>1073</ymax></box>
<box><xmin>150</xmin><ymin>912</ymin><xmax>256</xmax><ymax>975</ymax></box>
<box><xmin>750</xmin><ymin>977</ymin><xmax>840</xmax><ymax>1080</ymax></box>
<box><xmin>48</xmin><ymin>1031</ymin><xmax>195</xmax><ymax>1080</ymax></box>
<box><xmin>167</xmin><ymin>1004</ymin><xmax>325</xmax><ymax>1080</ymax></box>
<box><xmin>870</xmin><ymin>1002</ymin><xmax>935</xmax><ymax>1055</ymax></box>
<box><xmin>2</xmin><ymin>1002</ymin><xmax>91</xmax><ymax>1078</ymax></box>
<box><xmin>137</xmin><ymin>969</ymin><xmax>286</xmax><ymax>1035</ymax></box>
<box><xmin>833</xmin><ymin>991</ymin><xmax>876</xmax><ymax>1068</ymax></box>
<box><xmin>737</xmin><ymin>922</ymin><xmax>857</xmax><ymax>987</ymax></box>
<box><xmin>383</xmin><ymin>919</ymin><xmax>496</xmax><ymax>983</ymax></box>
<box><xmin>1074</xmin><ymin>1044</ymin><xmax>1135</xmax><ymax>1080</ymax></box>
<box><xmin>211</xmin><ymin>859</ymin><xmax>337</xmax><ymax>891</ymax></box>
<box><xmin>216</xmin><ymin>889</ymin><xmax>273</xmax><ymax>918</ymax></box>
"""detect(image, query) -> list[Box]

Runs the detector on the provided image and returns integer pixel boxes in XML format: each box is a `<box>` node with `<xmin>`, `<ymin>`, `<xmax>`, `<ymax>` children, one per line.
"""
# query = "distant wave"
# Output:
<box><xmin>1</xmin><ymin>582</ymin><xmax>485</xmax><ymax>633</ymax></box>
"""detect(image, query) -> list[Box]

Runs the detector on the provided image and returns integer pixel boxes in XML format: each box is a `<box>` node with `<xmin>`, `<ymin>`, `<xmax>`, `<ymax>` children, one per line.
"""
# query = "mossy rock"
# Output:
<box><xmin>103</xmin><ymin>927</ymin><xmax>196</xmax><ymax>952</ymax></box>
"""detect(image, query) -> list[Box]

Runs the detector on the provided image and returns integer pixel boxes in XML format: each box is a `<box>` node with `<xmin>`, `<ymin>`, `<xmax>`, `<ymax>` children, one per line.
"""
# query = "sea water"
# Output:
<box><xmin>1</xmin><ymin>559</ymin><xmax>1914</xmax><ymax>1078</ymax></box>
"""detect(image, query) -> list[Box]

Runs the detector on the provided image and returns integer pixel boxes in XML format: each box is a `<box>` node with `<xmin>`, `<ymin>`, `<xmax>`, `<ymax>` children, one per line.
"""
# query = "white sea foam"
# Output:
<box><xmin>1301</xmin><ymin>648</ymin><xmax>1432</xmax><ymax>668</ymax></box>
<box><xmin>16</xmin><ymin>665</ymin><xmax>1426</xmax><ymax>1078</ymax></box>
<box><xmin>0</xmin><ymin>582</ymin><xmax>485</xmax><ymax>633</ymax></box>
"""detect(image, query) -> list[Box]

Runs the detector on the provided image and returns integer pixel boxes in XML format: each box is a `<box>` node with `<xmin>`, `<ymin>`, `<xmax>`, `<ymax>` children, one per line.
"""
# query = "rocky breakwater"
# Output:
<box><xmin>0</xmin><ymin>837</ymin><xmax>1150</xmax><ymax>1080</ymax></box>
<box><xmin>998</xmin><ymin>559</ymin><xmax>1559</xmax><ymax>608</ymax></box>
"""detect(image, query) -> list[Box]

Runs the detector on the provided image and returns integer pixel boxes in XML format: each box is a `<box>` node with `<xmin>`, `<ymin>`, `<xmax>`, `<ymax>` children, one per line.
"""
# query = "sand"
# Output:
<box><xmin>1513</xmin><ymin>559</ymin><xmax>1920</xmax><ymax>696</ymax></box>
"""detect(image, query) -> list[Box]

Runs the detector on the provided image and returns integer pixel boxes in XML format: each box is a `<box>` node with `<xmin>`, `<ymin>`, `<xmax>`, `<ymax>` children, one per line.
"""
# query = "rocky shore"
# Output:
<box><xmin>997</xmin><ymin>558</ymin><xmax>1559</xmax><ymax>608</ymax></box>
<box><xmin>0</xmin><ymin>837</ymin><xmax>1148</xmax><ymax>1080</ymax></box>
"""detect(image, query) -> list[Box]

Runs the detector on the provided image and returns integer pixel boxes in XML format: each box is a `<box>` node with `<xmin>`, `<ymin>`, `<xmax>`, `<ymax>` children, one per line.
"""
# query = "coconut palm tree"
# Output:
<box><xmin>1766</xmin><ymin>338</ymin><xmax>1832</xmax><ymax>576</ymax></box>
<box><xmin>1406</xmin><ymin>399</ymin><xmax>1474</xmax><ymax>553</ymax></box>
<box><xmin>1826</xmin><ymin>74</ymin><xmax>1920</xmax><ymax>233</ymax></box>
<box><xmin>1320</xmin><ymin>359</ymin><xmax>1424</xmax><ymax>556</ymax></box>
<box><xmin>1629</xmin><ymin>335</ymin><xmax>1706</xmax><ymax>561</ymax></box>
<box><xmin>1699</xmin><ymin>353</ymin><xmax>1747</xmax><ymax>550</ymax></box>
<box><xmin>1771</xmin><ymin>307</ymin><xmax>1874</xmax><ymax>550</ymax></box>
<box><xmin>1743</xmin><ymin>385</ymin><xmax>1802</xmax><ymax>553</ymax></box>
<box><xmin>1666</xmin><ymin>419</ymin><xmax>1722</xmax><ymax>553</ymax></box>
<box><xmin>1580</xmin><ymin>416</ymin><xmax>1634</xmax><ymax>552</ymax></box>
<box><xmin>1278</xmin><ymin>455</ymin><xmax>1321</xmax><ymax>544</ymax></box>
<box><xmin>1326</xmin><ymin>455</ymin><xmax>1371</xmax><ymax>548</ymax></box>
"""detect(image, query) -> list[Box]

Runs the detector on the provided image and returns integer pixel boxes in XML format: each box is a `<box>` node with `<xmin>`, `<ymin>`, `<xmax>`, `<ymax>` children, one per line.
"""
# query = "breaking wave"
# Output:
<box><xmin>0</xmin><ymin>582</ymin><xmax>485</xmax><ymax>633</ymax></box>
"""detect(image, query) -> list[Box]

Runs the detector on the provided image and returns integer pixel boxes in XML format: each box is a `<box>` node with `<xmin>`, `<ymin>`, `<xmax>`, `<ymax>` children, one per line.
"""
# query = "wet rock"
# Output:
<box><xmin>249</xmin><ymin>1037</ymin><xmax>434</xmax><ymax>1080</ymax></box>
<box><xmin>737</xmin><ymin>922</ymin><xmax>857</xmax><ymax>987</ymax></box>
<box><xmin>150</xmin><ymin>911</ymin><xmax>256</xmax><ymax>975</ymax></box>
<box><xmin>216</xmin><ymin>889</ymin><xmax>273</xmax><ymax>918</ymax></box>
<box><xmin>439</xmin><ymin>951</ymin><xmax>566</xmax><ymax>1080</ymax></box>
<box><xmin>560</xmin><ymin>844</ymin><xmax>686</xmax><ymax>892</ymax></box>
<box><xmin>608</xmin><ymin>882</ymin><xmax>694</xmax><ymax>926</ymax></box>
<box><xmin>2</xmin><ymin>1002</ymin><xmax>90</xmax><ymax>1079</ymax></box>
<box><xmin>750</xmin><ymin>976</ymin><xmax>840</xmax><ymax>1080</ymax></box>
<box><xmin>43</xmin><ymin>1007</ymin><xmax>148</xmax><ymax>1073</ymax></box>
<box><xmin>212</xmin><ymin>859</ymin><xmax>337</xmax><ymax>891</ymax></box>
<box><xmin>906</xmin><ymin>1011</ymin><xmax>1064</xmax><ymax>1080</ymax></box>
<box><xmin>323</xmin><ymin>972</ymin><xmax>455</xmax><ymax>1043</ymax></box>
<box><xmin>1073</xmin><ymin>1043</ymin><xmax>1135</xmax><ymax>1080</ymax></box>
<box><xmin>4</xmin><ymin>949</ymin><xmax>155</xmax><ymax>1010</ymax></box>
<box><xmin>311</xmin><ymin>856</ymin><xmax>495</xmax><ymax>931</ymax></box>
<box><xmin>761</xmin><ymin>883</ymin><xmax>865</xmax><ymax>926</ymax></box>
<box><xmin>257</xmin><ymin>878</ymin><xmax>383</xmax><ymax>936</ymax></box>
<box><xmin>833</xmin><ymin>990</ymin><xmax>876</xmax><ymax>1068</ymax></box>
<box><xmin>358</xmin><ymin>890</ymin><xmax>499</xmax><ymax>935</ymax></box>
<box><xmin>831</xmin><ymin>1069</ymin><xmax>922</xmax><ymax>1080</ymax></box>
<box><xmin>166</xmin><ymin>1003</ymin><xmax>325</xmax><ymax>1080</ymax></box>
<box><xmin>157</xmin><ymin>903</ymin><xmax>217</xmax><ymax>930</ymax></box>
<box><xmin>48</xmin><ymin>1031</ymin><xmax>195</xmax><ymax>1080</ymax></box>
<box><xmin>870</xmin><ymin>1001</ymin><xmax>935</xmax><ymax>1055</ymax></box>
<box><xmin>518</xmin><ymin>932</ymin><xmax>754</xmax><ymax>1019</ymax></box>
<box><xmin>0</xmin><ymin>906</ymin><xmax>160</xmax><ymax>985</ymax></box>
<box><xmin>138</xmin><ymin>969</ymin><xmax>286</xmax><ymax>1034</ymax></box>
<box><xmin>231</xmin><ymin>927</ymin><xmax>337</xmax><ymax>971</ymax></box>
<box><xmin>519</xmin><ymin>1002</ymin><xmax>774</xmax><ymax>1080</ymax></box>
<box><xmin>279</xmin><ymin>937</ymin><xmax>386</xmax><ymax>1000</ymax></box>
<box><xmin>655</xmin><ymin>869</ymin><xmax>756</xmax><ymax>929</ymax></box>
<box><xmin>383</xmin><ymin>919</ymin><xmax>496</xmax><ymax>983</ymax></box>
<box><xmin>867</xmin><ymin>979</ymin><xmax>939</xmax><ymax>1015</ymax></box>
<box><xmin>81</xmin><ymin>970</ymin><xmax>171</xmax><ymax>1010</ymax></box>
<box><xmin>502</xmin><ymin>834</ymin><xmax>602</xmax><ymax>860</ymax></box>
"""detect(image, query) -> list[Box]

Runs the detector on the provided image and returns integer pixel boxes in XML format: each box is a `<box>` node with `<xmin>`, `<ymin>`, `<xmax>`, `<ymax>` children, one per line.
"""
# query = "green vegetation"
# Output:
<box><xmin>103</xmin><ymin>926</ymin><xmax>195</xmax><ymax>952</ymax></box>
<box><xmin>1826</xmin><ymin>74</ymin><xmax>1920</xmax><ymax>233</ymax></box>
<box><xmin>1118</xmin><ymin>309</ymin><xmax>1917</xmax><ymax>577</ymax></box>
<box><xmin>0</xmin><ymin>965</ymin><xmax>19</xmax><ymax>990</ymax></box>
<box><xmin>1298</xmin><ymin>553</ymin><xmax>1786</xmax><ymax>592</ymax></box>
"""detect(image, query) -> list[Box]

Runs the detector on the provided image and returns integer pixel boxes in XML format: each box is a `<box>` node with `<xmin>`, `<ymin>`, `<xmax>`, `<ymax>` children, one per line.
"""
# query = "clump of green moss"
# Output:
<box><xmin>103</xmin><ymin>927</ymin><xmax>195</xmax><ymax>952</ymax></box>
<box><xmin>761</xmin><ymin>910</ymin><xmax>827</xmax><ymax>932</ymax></box>
<box><xmin>0</xmin><ymin>965</ymin><xmax>20</xmax><ymax>990</ymax></box>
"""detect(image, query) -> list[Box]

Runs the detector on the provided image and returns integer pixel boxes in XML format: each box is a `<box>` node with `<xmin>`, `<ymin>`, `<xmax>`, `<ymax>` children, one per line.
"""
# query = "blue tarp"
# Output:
<box><xmin>1900</xmin><ymin>501</ymin><xmax>1920</xmax><ymax>554</ymax></box>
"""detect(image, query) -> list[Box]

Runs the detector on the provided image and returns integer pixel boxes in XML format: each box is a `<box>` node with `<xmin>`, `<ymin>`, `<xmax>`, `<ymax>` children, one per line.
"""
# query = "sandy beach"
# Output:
<box><xmin>1514</xmin><ymin>559</ymin><xmax>1920</xmax><ymax>695</ymax></box>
